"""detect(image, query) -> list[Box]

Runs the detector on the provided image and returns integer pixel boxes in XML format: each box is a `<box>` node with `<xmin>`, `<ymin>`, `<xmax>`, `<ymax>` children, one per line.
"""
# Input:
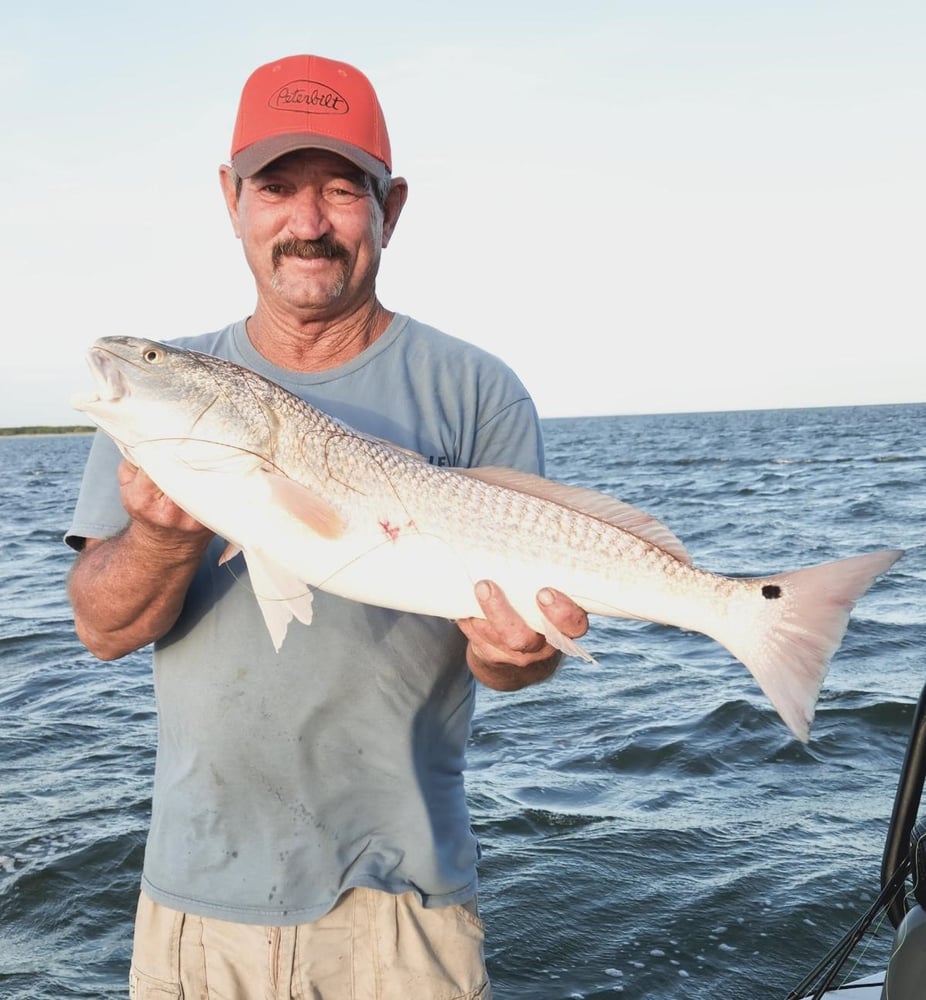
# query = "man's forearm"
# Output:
<box><xmin>68</xmin><ymin>522</ymin><xmax>213</xmax><ymax>660</ymax></box>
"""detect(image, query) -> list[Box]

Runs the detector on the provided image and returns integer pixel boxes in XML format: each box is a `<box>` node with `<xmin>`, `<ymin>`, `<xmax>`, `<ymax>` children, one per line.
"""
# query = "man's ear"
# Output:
<box><xmin>218</xmin><ymin>164</ymin><xmax>242</xmax><ymax>238</ymax></box>
<box><xmin>381</xmin><ymin>177</ymin><xmax>409</xmax><ymax>248</ymax></box>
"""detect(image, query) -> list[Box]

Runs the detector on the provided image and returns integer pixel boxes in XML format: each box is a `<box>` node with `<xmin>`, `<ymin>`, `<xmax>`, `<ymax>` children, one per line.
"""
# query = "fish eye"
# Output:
<box><xmin>143</xmin><ymin>348</ymin><xmax>164</xmax><ymax>364</ymax></box>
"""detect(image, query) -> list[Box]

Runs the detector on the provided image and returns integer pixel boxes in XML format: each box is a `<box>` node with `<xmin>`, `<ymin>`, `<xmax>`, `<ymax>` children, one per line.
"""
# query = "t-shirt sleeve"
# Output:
<box><xmin>468</xmin><ymin>394</ymin><xmax>546</xmax><ymax>476</ymax></box>
<box><xmin>64</xmin><ymin>431</ymin><xmax>129</xmax><ymax>549</ymax></box>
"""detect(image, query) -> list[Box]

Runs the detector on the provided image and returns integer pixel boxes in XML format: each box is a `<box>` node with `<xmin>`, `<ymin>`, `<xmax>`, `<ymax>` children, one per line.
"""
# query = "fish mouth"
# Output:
<box><xmin>70</xmin><ymin>347</ymin><xmax>130</xmax><ymax>412</ymax></box>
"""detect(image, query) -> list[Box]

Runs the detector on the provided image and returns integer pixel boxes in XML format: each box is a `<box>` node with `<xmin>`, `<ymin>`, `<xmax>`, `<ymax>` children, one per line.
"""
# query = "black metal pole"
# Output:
<box><xmin>881</xmin><ymin>682</ymin><xmax>926</xmax><ymax>928</ymax></box>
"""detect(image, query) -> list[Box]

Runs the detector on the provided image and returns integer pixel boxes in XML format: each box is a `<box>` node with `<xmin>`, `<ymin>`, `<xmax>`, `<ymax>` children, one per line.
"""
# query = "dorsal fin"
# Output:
<box><xmin>458</xmin><ymin>466</ymin><xmax>691</xmax><ymax>564</ymax></box>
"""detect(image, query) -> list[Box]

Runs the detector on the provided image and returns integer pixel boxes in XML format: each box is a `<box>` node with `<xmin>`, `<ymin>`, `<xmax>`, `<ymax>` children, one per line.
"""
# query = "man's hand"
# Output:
<box><xmin>457</xmin><ymin>580</ymin><xmax>589</xmax><ymax>690</ymax></box>
<box><xmin>118</xmin><ymin>461</ymin><xmax>211</xmax><ymax>538</ymax></box>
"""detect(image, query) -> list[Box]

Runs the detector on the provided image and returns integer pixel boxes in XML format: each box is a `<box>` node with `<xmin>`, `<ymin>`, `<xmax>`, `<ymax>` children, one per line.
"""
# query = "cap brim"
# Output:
<box><xmin>232</xmin><ymin>134</ymin><xmax>388</xmax><ymax>182</ymax></box>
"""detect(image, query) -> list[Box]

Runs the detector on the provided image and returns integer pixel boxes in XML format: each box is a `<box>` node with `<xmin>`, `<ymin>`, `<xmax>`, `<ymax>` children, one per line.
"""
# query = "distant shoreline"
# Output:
<box><xmin>0</xmin><ymin>426</ymin><xmax>95</xmax><ymax>438</ymax></box>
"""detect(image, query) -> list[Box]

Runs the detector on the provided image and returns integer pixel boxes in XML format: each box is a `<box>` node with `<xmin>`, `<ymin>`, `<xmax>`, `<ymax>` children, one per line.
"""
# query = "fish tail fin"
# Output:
<box><xmin>714</xmin><ymin>549</ymin><xmax>903</xmax><ymax>743</ymax></box>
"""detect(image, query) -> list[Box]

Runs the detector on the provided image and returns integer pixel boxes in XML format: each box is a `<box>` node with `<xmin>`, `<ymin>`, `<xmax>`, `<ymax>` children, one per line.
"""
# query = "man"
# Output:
<box><xmin>67</xmin><ymin>54</ymin><xmax>588</xmax><ymax>999</ymax></box>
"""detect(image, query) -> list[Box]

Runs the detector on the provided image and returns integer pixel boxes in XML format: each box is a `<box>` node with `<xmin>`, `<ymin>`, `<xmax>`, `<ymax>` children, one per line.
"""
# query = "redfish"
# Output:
<box><xmin>73</xmin><ymin>336</ymin><xmax>903</xmax><ymax>742</ymax></box>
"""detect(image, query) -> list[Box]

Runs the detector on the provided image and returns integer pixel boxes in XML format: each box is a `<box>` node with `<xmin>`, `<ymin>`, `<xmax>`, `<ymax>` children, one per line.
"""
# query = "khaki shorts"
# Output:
<box><xmin>128</xmin><ymin>886</ymin><xmax>491</xmax><ymax>1000</ymax></box>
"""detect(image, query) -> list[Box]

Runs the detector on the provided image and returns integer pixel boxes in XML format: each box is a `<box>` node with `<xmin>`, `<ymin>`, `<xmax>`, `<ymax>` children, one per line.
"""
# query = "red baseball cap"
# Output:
<box><xmin>230</xmin><ymin>54</ymin><xmax>392</xmax><ymax>181</ymax></box>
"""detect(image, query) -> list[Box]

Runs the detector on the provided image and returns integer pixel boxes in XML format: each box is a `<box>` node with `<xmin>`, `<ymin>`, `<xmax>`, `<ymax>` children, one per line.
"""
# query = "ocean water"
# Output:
<box><xmin>1</xmin><ymin>404</ymin><xmax>924</xmax><ymax>1000</ymax></box>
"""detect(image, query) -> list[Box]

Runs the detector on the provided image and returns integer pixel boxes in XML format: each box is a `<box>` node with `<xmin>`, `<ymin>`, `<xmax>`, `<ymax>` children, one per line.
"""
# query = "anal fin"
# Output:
<box><xmin>542</xmin><ymin>618</ymin><xmax>596</xmax><ymax>664</ymax></box>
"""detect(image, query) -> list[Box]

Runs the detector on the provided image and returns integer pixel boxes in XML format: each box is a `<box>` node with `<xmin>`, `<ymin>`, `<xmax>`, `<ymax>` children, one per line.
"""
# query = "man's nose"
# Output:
<box><xmin>286</xmin><ymin>188</ymin><xmax>331</xmax><ymax>240</ymax></box>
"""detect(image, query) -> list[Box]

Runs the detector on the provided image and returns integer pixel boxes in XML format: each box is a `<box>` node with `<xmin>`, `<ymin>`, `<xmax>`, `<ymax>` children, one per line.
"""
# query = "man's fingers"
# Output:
<box><xmin>475</xmin><ymin>581</ymin><xmax>547</xmax><ymax>651</ymax></box>
<box><xmin>537</xmin><ymin>588</ymin><xmax>589</xmax><ymax>639</ymax></box>
<box><xmin>472</xmin><ymin>581</ymin><xmax>589</xmax><ymax>648</ymax></box>
<box><xmin>475</xmin><ymin>580</ymin><xmax>519</xmax><ymax>630</ymax></box>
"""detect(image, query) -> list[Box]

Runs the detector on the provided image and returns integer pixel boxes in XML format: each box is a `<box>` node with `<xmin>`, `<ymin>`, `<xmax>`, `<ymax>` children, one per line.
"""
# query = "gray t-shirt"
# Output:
<box><xmin>67</xmin><ymin>314</ymin><xmax>545</xmax><ymax>925</ymax></box>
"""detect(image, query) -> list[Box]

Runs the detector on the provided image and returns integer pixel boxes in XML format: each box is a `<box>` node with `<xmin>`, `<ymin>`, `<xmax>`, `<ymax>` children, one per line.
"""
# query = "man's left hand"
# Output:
<box><xmin>457</xmin><ymin>580</ymin><xmax>589</xmax><ymax>690</ymax></box>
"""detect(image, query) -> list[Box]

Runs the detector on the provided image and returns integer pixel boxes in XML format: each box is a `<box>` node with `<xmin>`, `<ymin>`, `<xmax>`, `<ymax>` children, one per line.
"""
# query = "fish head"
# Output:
<box><xmin>71</xmin><ymin>336</ymin><xmax>279</xmax><ymax>460</ymax></box>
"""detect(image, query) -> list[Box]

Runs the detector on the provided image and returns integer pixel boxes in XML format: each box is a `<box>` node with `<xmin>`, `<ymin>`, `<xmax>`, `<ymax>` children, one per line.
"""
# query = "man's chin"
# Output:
<box><xmin>270</xmin><ymin>265</ymin><xmax>348</xmax><ymax>304</ymax></box>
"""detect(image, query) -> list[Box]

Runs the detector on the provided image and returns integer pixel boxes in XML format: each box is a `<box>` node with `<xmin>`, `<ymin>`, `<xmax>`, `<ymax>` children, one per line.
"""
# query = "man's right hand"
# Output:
<box><xmin>117</xmin><ymin>461</ymin><xmax>212</xmax><ymax>536</ymax></box>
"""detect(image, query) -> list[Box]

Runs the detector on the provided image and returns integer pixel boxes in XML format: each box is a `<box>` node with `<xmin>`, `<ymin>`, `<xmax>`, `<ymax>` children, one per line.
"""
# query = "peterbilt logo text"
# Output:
<box><xmin>270</xmin><ymin>80</ymin><xmax>349</xmax><ymax>115</ymax></box>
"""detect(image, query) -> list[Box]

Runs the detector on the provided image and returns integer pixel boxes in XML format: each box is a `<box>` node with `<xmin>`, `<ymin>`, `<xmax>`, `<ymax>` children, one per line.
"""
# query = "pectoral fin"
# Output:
<box><xmin>263</xmin><ymin>471</ymin><xmax>346</xmax><ymax>540</ymax></box>
<box><xmin>218</xmin><ymin>542</ymin><xmax>242</xmax><ymax>566</ymax></box>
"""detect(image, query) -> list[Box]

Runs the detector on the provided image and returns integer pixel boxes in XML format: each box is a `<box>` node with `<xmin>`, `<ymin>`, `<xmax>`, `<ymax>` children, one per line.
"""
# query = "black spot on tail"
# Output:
<box><xmin>762</xmin><ymin>584</ymin><xmax>782</xmax><ymax>599</ymax></box>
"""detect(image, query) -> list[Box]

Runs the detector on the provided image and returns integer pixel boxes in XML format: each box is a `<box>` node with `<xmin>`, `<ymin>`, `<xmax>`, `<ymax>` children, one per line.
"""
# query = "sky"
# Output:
<box><xmin>2</xmin><ymin>0</ymin><xmax>923</xmax><ymax>425</ymax></box>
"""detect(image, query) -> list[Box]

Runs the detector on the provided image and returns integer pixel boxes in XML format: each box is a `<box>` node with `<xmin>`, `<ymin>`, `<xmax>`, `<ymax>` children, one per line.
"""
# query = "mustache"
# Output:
<box><xmin>272</xmin><ymin>237</ymin><xmax>349</xmax><ymax>268</ymax></box>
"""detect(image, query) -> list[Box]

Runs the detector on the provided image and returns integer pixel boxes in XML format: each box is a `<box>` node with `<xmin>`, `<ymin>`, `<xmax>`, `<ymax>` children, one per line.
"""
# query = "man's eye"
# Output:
<box><xmin>323</xmin><ymin>185</ymin><xmax>365</xmax><ymax>206</ymax></box>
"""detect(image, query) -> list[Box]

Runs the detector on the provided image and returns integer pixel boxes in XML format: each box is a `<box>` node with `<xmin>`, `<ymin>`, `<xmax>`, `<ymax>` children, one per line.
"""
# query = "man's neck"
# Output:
<box><xmin>245</xmin><ymin>300</ymin><xmax>394</xmax><ymax>372</ymax></box>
